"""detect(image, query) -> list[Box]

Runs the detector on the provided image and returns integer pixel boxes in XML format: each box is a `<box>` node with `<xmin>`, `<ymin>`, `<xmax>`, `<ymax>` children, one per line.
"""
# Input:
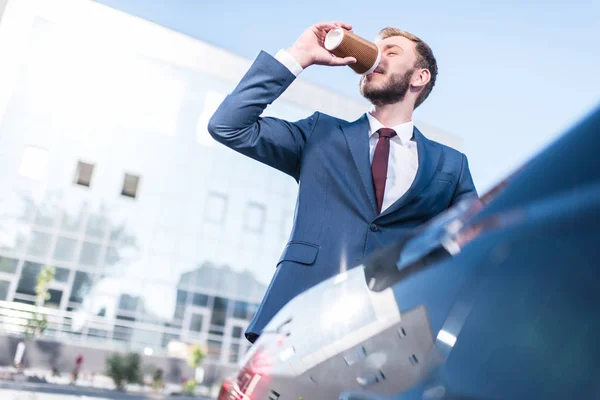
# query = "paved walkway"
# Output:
<box><xmin>1</xmin><ymin>388</ymin><xmax>112</xmax><ymax>399</ymax></box>
<box><xmin>0</xmin><ymin>381</ymin><xmax>215</xmax><ymax>400</ymax></box>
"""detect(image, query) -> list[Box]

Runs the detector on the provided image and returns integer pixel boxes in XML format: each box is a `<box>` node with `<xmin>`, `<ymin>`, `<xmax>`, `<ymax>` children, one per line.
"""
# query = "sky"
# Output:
<box><xmin>94</xmin><ymin>0</ymin><xmax>600</xmax><ymax>193</ymax></box>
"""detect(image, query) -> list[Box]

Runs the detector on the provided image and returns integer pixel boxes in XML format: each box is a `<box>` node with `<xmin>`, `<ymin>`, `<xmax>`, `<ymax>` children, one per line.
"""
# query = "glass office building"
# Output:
<box><xmin>0</xmin><ymin>0</ymin><xmax>461</xmax><ymax>379</ymax></box>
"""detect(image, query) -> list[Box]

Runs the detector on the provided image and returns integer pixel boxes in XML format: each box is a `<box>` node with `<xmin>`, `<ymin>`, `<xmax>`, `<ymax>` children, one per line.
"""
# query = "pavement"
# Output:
<box><xmin>0</xmin><ymin>364</ymin><xmax>219</xmax><ymax>399</ymax></box>
<box><xmin>0</xmin><ymin>380</ymin><xmax>216</xmax><ymax>400</ymax></box>
<box><xmin>1</xmin><ymin>388</ymin><xmax>112</xmax><ymax>400</ymax></box>
<box><xmin>0</xmin><ymin>381</ymin><xmax>214</xmax><ymax>400</ymax></box>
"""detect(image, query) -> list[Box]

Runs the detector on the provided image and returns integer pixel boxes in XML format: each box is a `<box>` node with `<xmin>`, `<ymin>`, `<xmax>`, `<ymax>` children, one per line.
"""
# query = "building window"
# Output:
<box><xmin>118</xmin><ymin>294</ymin><xmax>139</xmax><ymax>312</ymax></box>
<box><xmin>189</xmin><ymin>314</ymin><xmax>204</xmax><ymax>333</ymax></box>
<box><xmin>121</xmin><ymin>173</ymin><xmax>140</xmax><ymax>199</ymax></box>
<box><xmin>244</xmin><ymin>202</ymin><xmax>266</xmax><ymax>233</ymax></box>
<box><xmin>91</xmin><ymin>328</ymin><xmax>110</xmax><ymax>339</ymax></box>
<box><xmin>19</xmin><ymin>146</ymin><xmax>49</xmax><ymax>180</ymax></box>
<box><xmin>232</xmin><ymin>301</ymin><xmax>248</xmax><ymax>320</ymax></box>
<box><xmin>16</xmin><ymin>262</ymin><xmax>43</xmax><ymax>296</ymax></box>
<box><xmin>162</xmin><ymin>333</ymin><xmax>181</xmax><ymax>348</ymax></box>
<box><xmin>73</xmin><ymin>161</ymin><xmax>95</xmax><ymax>187</ymax></box>
<box><xmin>46</xmin><ymin>289</ymin><xmax>63</xmax><ymax>308</ymax></box>
<box><xmin>176</xmin><ymin>289</ymin><xmax>188</xmax><ymax>305</ymax></box>
<box><xmin>174</xmin><ymin>290</ymin><xmax>188</xmax><ymax>320</ymax></box>
<box><xmin>69</xmin><ymin>271</ymin><xmax>95</xmax><ymax>304</ymax></box>
<box><xmin>104</xmin><ymin>246</ymin><xmax>120</xmax><ymax>267</ymax></box>
<box><xmin>113</xmin><ymin>321</ymin><xmax>132</xmax><ymax>342</ymax></box>
<box><xmin>229</xmin><ymin>343</ymin><xmax>240</xmax><ymax>363</ymax></box>
<box><xmin>192</xmin><ymin>293</ymin><xmax>209</xmax><ymax>307</ymax></box>
<box><xmin>204</xmin><ymin>193</ymin><xmax>227</xmax><ymax>223</ymax></box>
<box><xmin>53</xmin><ymin>267</ymin><xmax>70</xmax><ymax>283</ymax></box>
<box><xmin>232</xmin><ymin>326</ymin><xmax>244</xmax><ymax>339</ymax></box>
<box><xmin>0</xmin><ymin>256</ymin><xmax>19</xmax><ymax>274</ymax></box>
<box><xmin>211</xmin><ymin>296</ymin><xmax>228</xmax><ymax>327</ymax></box>
<box><xmin>207</xmin><ymin>339</ymin><xmax>222</xmax><ymax>360</ymax></box>
<box><xmin>209</xmin><ymin>326</ymin><xmax>224</xmax><ymax>337</ymax></box>
<box><xmin>0</xmin><ymin>280</ymin><xmax>10</xmax><ymax>300</ymax></box>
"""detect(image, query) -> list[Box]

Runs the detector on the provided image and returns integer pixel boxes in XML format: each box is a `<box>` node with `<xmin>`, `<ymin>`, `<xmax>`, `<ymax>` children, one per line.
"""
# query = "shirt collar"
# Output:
<box><xmin>366</xmin><ymin>112</ymin><xmax>414</xmax><ymax>145</ymax></box>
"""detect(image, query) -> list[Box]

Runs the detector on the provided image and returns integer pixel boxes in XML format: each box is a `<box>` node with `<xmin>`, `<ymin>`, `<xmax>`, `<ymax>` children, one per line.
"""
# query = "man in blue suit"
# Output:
<box><xmin>208</xmin><ymin>21</ymin><xmax>478</xmax><ymax>343</ymax></box>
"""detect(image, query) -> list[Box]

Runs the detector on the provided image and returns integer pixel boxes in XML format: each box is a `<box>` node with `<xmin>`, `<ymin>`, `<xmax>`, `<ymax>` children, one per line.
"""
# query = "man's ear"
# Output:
<box><xmin>412</xmin><ymin>68</ymin><xmax>431</xmax><ymax>89</ymax></box>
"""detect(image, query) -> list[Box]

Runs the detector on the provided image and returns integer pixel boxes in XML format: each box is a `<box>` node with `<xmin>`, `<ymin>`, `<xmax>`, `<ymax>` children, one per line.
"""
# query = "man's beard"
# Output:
<box><xmin>360</xmin><ymin>68</ymin><xmax>414</xmax><ymax>106</ymax></box>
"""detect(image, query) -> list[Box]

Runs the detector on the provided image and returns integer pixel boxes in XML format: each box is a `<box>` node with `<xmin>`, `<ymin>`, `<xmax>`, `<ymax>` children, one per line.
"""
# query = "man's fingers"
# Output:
<box><xmin>313</xmin><ymin>21</ymin><xmax>352</xmax><ymax>32</ymax></box>
<box><xmin>328</xmin><ymin>56</ymin><xmax>357</xmax><ymax>66</ymax></box>
<box><xmin>313</xmin><ymin>22</ymin><xmax>338</xmax><ymax>31</ymax></box>
<box><xmin>331</xmin><ymin>21</ymin><xmax>352</xmax><ymax>31</ymax></box>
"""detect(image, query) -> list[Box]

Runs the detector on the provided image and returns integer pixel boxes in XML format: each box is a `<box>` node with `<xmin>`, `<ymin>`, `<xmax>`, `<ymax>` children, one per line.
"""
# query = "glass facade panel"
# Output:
<box><xmin>0</xmin><ymin>256</ymin><xmax>18</xmax><ymax>274</ymax></box>
<box><xmin>53</xmin><ymin>266</ymin><xmax>70</xmax><ymax>283</ymax></box>
<box><xmin>26</xmin><ymin>231</ymin><xmax>53</xmax><ymax>258</ymax></box>
<box><xmin>0</xmin><ymin>281</ymin><xmax>10</xmax><ymax>300</ymax></box>
<box><xmin>34</xmin><ymin>206</ymin><xmax>58</xmax><ymax>229</ymax></box>
<box><xmin>69</xmin><ymin>271</ymin><xmax>96</xmax><ymax>303</ymax></box>
<box><xmin>79</xmin><ymin>242</ymin><xmax>102</xmax><ymax>267</ymax></box>
<box><xmin>16</xmin><ymin>261</ymin><xmax>43</xmax><ymax>296</ymax></box>
<box><xmin>53</xmin><ymin>236</ymin><xmax>78</xmax><ymax>262</ymax></box>
<box><xmin>85</xmin><ymin>214</ymin><xmax>108</xmax><ymax>239</ymax></box>
<box><xmin>60</xmin><ymin>209</ymin><xmax>85</xmax><ymax>234</ymax></box>
<box><xmin>46</xmin><ymin>288</ymin><xmax>63</xmax><ymax>308</ymax></box>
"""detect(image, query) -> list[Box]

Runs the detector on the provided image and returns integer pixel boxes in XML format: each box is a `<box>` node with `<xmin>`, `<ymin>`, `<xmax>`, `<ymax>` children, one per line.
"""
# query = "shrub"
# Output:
<box><xmin>105</xmin><ymin>353</ymin><xmax>142</xmax><ymax>391</ymax></box>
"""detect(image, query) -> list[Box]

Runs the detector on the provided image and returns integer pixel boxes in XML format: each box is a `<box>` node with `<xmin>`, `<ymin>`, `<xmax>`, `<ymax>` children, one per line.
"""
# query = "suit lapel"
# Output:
<box><xmin>340</xmin><ymin>115</ymin><xmax>377</xmax><ymax>213</ymax></box>
<box><xmin>378</xmin><ymin>126</ymin><xmax>442</xmax><ymax>218</ymax></box>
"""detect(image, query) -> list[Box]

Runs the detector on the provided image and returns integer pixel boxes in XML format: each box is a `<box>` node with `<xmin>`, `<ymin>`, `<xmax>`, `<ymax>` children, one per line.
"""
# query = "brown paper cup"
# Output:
<box><xmin>324</xmin><ymin>28</ymin><xmax>381</xmax><ymax>74</ymax></box>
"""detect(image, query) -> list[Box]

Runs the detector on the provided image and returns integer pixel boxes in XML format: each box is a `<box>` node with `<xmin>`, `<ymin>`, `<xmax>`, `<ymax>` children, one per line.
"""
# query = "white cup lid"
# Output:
<box><xmin>324</xmin><ymin>27</ymin><xmax>345</xmax><ymax>51</ymax></box>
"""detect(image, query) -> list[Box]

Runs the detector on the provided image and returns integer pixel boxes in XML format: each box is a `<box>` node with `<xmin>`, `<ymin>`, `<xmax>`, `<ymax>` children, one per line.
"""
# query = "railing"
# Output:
<box><xmin>0</xmin><ymin>300</ymin><xmax>233</xmax><ymax>360</ymax></box>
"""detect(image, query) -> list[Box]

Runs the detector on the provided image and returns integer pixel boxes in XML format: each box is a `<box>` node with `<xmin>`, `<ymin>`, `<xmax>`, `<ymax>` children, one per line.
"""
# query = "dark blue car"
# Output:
<box><xmin>218</xmin><ymin>104</ymin><xmax>600</xmax><ymax>400</ymax></box>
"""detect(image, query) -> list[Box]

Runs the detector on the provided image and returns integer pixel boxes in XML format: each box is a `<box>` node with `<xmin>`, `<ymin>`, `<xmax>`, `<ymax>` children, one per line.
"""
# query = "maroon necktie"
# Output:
<box><xmin>371</xmin><ymin>128</ymin><xmax>397</xmax><ymax>213</ymax></box>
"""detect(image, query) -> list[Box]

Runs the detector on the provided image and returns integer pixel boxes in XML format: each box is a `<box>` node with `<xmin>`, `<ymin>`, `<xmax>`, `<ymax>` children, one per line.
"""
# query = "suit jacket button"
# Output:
<box><xmin>370</xmin><ymin>223</ymin><xmax>380</xmax><ymax>232</ymax></box>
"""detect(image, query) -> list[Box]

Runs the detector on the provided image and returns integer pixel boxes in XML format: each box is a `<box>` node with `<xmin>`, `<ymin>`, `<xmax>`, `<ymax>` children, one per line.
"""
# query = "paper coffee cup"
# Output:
<box><xmin>324</xmin><ymin>28</ymin><xmax>381</xmax><ymax>75</ymax></box>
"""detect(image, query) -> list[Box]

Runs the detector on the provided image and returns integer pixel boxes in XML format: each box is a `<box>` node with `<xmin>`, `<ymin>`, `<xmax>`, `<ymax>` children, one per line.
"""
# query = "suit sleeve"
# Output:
<box><xmin>450</xmin><ymin>153</ymin><xmax>479</xmax><ymax>205</ymax></box>
<box><xmin>207</xmin><ymin>51</ymin><xmax>317</xmax><ymax>181</ymax></box>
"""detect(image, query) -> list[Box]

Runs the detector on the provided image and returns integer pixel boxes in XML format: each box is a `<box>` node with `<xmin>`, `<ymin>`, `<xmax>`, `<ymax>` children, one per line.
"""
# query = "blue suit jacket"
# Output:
<box><xmin>208</xmin><ymin>51</ymin><xmax>478</xmax><ymax>341</ymax></box>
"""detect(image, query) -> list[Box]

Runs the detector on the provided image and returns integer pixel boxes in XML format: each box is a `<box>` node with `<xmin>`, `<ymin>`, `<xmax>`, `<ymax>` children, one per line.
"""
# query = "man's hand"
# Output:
<box><xmin>287</xmin><ymin>21</ymin><xmax>357</xmax><ymax>69</ymax></box>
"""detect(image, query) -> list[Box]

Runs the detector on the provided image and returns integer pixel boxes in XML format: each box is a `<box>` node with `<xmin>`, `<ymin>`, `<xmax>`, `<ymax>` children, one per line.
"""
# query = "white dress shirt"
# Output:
<box><xmin>275</xmin><ymin>49</ymin><xmax>419</xmax><ymax>213</ymax></box>
<box><xmin>366</xmin><ymin>114</ymin><xmax>418</xmax><ymax>212</ymax></box>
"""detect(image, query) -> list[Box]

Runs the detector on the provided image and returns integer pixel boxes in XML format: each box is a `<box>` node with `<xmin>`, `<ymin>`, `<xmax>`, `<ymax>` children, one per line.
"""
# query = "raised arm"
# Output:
<box><xmin>207</xmin><ymin>21</ymin><xmax>356</xmax><ymax>180</ymax></box>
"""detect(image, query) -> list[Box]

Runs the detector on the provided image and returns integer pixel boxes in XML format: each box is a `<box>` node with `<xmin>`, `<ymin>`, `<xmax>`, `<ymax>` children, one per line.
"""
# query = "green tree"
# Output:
<box><xmin>182</xmin><ymin>344</ymin><xmax>206</xmax><ymax>395</ymax></box>
<box><xmin>24</xmin><ymin>265</ymin><xmax>55</xmax><ymax>338</ymax></box>
<box><xmin>189</xmin><ymin>344</ymin><xmax>206</xmax><ymax>369</ymax></box>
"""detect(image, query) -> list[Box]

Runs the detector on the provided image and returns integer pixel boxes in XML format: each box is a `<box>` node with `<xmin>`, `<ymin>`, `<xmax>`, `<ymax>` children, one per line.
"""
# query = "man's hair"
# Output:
<box><xmin>378</xmin><ymin>27</ymin><xmax>438</xmax><ymax>109</ymax></box>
